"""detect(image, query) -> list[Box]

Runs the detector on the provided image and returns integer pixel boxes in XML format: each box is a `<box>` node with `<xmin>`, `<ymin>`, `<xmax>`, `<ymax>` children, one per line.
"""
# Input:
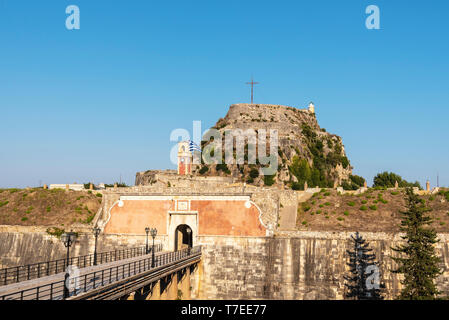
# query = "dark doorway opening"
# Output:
<box><xmin>174</xmin><ymin>224</ymin><xmax>192</xmax><ymax>251</ymax></box>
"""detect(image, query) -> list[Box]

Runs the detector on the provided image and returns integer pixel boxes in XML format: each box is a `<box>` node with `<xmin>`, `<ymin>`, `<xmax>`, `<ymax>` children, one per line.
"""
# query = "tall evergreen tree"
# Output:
<box><xmin>391</xmin><ymin>188</ymin><xmax>442</xmax><ymax>299</ymax></box>
<box><xmin>345</xmin><ymin>232</ymin><xmax>384</xmax><ymax>300</ymax></box>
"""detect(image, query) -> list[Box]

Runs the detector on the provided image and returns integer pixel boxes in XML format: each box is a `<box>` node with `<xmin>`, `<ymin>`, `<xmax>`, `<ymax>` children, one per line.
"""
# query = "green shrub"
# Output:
<box><xmin>319</xmin><ymin>204</ymin><xmax>324</xmax><ymax>208</ymax></box>
<box><xmin>199</xmin><ymin>166</ymin><xmax>209</xmax><ymax>175</ymax></box>
<box><xmin>263</xmin><ymin>174</ymin><xmax>276</xmax><ymax>186</ymax></box>
<box><xmin>302</xmin><ymin>221</ymin><xmax>308</xmax><ymax>226</ymax></box>
<box><xmin>325</xmin><ymin>215</ymin><xmax>330</xmax><ymax>219</ymax></box>
<box><xmin>337</xmin><ymin>217</ymin><xmax>344</xmax><ymax>221</ymax></box>
<box><xmin>316</xmin><ymin>210</ymin><xmax>322</xmax><ymax>215</ymax></box>
<box><xmin>21</xmin><ymin>217</ymin><xmax>28</xmax><ymax>221</ymax></box>
<box><xmin>344</xmin><ymin>211</ymin><xmax>349</xmax><ymax>216</ymax></box>
<box><xmin>96</xmin><ymin>193</ymin><xmax>102</xmax><ymax>198</ymax></box>
<box><xmin>303</xmin><ymin>205</ymin><xmax>311</xmax><ymax>212</ymax></box>
<box><xmin>347</xmin><ymin>202</ymin><xmax>355</xmax><ymax>207</ymax></box>
<box><xmin>324</xmin><ymin>202</ymin><xmax>331</xmax><ymax>206</ymax></box>
<box><xmin>361</xmin><ymin>200</ymin><xmax>367</xmax><ymax>204</ymax></box>
<box><xmin>369</xmin><ymin>205</ymin><xmax>377</xmax><ymax>211</ymax></box>
<box><xmin>88</xmin><ymin>190</ymin><xmax>92</xmax><ymax>194</ymax></box>
<box><xmin>440</xmin><ymin>222</ymin><xmax>446</xmax><ymax>226</ymax></box>
<box><xmin>0</xmin><ymin>201</ymin><xmax>9</xmax><ymax>208</ymax></box>
<box><xmin>85</xmin><ymin>213</ymin><xmax>95</xmax><ymax>224</ymax></box>
<box><xmin>249</xmin><ymin>168</ymin><xmax>259</xmax><ymax>179</ymax></box>
<box><xmin>360</xmin><ymin>205</ymin><xmax>368</xmax><ymax>211</ymax></box>
<box><xmin>391</xmin><ymin>191</ymin><xmax>400</xmax><ymax>196</ymax></box>
<box><xmin>324</xmin><ymin>192</ymin><xmax>331</xmax><ymax>196</ymax></box>
<box><xmin>291</xmin><ymin>182</ymin><xmax>301</xmax><ymax>190</ymax></box>
<box><xmin>429</xmin><ymin>195</ymin><xmax>435</xmax><ymax>201</ymax></box>
<box><xmin>46</xmin><ymin>206</ymin><xmax>51</xmax><ymax>212</ymax></box>
<box><xmin>46</xmin><ymin>227</ymin><xmax>65</xmax><ymax>238</ymax></box>
<box><xmin>216</xmin><ymin>163</ymin><xmax>231</xmax><ymax>174</ymax></box>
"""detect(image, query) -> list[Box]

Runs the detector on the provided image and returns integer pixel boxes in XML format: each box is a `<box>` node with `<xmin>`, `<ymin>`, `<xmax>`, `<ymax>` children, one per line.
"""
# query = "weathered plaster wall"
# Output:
<box><xmin>97</xmin><ymin>184</ymin><xmax>292</xmax><ymax>230</ymax></box>
<box><xmin>103</xmin><ymin>197</ymin><xmax>266</xmax><ymax>237</ymax></box>
<box><xmin>192</xmin><ymin>232</ymin><xmax>449</xmax><ymax>300</ymax></box>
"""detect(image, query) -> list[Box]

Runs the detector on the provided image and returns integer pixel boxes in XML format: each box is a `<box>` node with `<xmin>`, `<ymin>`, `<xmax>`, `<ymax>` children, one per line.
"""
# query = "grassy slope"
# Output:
<box><xmin>297</xmin><ymin>188</ymin><xmax>449</xmax><ymax>233</ymax></box>
<box><xmin>0</xmin><ymin>188</ymin><xmax>102</xmax><ymax>227</ymax></box>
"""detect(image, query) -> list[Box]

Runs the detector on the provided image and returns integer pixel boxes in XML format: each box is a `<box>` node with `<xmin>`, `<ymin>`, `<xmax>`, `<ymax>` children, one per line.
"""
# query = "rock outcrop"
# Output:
<box><xmin>194</xmin><ymin>103</ymin><xmax>352</xmax><ymax>189</ymax></box>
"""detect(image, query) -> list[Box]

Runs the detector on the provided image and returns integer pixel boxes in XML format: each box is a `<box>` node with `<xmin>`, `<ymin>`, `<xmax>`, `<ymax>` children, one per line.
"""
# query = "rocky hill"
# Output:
<box><xmin>193</xmin><ymin>103</ymin><xmax>354</xmax><ymax>190</ymax></box>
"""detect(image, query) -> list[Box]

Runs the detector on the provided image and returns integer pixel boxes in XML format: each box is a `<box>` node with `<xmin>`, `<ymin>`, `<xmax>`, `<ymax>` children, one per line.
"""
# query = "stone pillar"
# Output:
<box><xmin>147</xmin><ymin>280</ymin><xmax>161</xmax><ymax>300</ymax></box>
<box><xmin>394</xmin><ymin>181</ymin><xmax>399</xmax><ymax>189</ymax></box>
<box><xmin>65</xmin><ymin>184</ymin><xmax>69</xmax><ymax>191</ymax></box>
<box><xmin>43</xmin><ymin>184</ymin><xmax>48</xmax><ymax>190</ymax></box>
<box><xmin>363</xmin><ymin>181</ymin><xmax>367</xmax><ymax>188</ymax></box>
<box><xmin>304</xmin><ymin>181</ymin><xmax>308</xmax><ymax>191</ymax></box>
<box><xmin>426</xmin><ymin>181</ymin><xmax>430</xmax><ymax>192</ymax></box>
<box><xmin>168</xmin><ymin>273</ymin><xmax>178</xmax><ymax>300</ymax></box>
<box><xmin>182</xmin><ymin>268</ymin><xmax>191</xmax><ymax>300</ymax></box>
<box><xmin>89</xmin><ymin>183</ymin><xmax>93</xmax><ymax>190</ymax></box>
<box><xmin>333</xmin><ymin>180</ymin><xmax>338</xmax><ymax>189</ymax></box>
<box><xmin>126</xmin><ymin>292</ymin><xmax>135</xmax><ymax>300</ymax></box>
<box><xmin>114</xmin><ymin>183</ymin><xmax>118</xmax><ymax>189</ymax></box>
<box><xmin>160</xmin><ymin>277</ymin><xmax>169</xmax><ymax>300</ymax></box>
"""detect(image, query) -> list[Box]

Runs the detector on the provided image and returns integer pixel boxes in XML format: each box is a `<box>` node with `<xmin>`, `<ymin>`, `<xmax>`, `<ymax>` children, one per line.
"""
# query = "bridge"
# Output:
<box><xmin>0</xmin><ymin>246</ymin><xmax>201</xmax><ymax>300</ymax></box>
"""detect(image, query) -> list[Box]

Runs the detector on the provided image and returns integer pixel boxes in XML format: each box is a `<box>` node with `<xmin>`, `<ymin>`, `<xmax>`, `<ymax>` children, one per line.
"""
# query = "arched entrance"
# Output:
<box><xmin>174</xmin><ymin>224</ymin><xmax>193</xmax><ymax>251</ymax></box>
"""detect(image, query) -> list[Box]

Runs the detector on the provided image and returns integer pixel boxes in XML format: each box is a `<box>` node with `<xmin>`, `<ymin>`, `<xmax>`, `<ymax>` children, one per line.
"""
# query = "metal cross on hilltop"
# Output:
<box><xmin>246</xmin><ymin>77</ymin><xmax>259</xmax><ymax>104</ymax></box>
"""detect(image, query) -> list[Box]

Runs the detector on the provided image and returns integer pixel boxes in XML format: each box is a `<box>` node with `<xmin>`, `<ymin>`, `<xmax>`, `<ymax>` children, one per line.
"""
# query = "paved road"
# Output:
<box><xmin>0</xmin><ymin>251</ymin><xmax>168</xmax><ymax>300</ymax></box>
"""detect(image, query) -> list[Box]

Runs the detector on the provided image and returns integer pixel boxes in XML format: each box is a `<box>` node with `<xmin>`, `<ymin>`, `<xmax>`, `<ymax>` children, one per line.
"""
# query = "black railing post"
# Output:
<box><xmin>16</xmin><ymin>267</ymin><xmax>19</xmax><ymax>283</ymax></box>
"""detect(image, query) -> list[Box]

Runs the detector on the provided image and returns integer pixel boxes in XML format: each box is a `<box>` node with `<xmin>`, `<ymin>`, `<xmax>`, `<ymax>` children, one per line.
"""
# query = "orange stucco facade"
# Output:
<box><xmin>103</xmin><ymin>197</ymin><xmax>266</xmax><ymax>237</ymax></box>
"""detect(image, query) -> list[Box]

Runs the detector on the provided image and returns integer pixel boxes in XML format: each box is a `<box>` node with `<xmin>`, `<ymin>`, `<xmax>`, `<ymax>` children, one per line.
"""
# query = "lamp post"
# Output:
<box><xmin>186</xmin><ymin>228</ymin><xmax>192</xmax><ymax>255</ymax></box>
<box><xmin>145</xmin><ymin>227</ymin><xmax>150</xmax><ymax>254</ymax></box>
<box><xmin>61</xmin><ymin>231</ymin><xmax>77</xmax><ymax>299</ymax></box>
<box><xmin>93</xmin><ymin>227</ymin><xmax>101</xmax><ymax>265</ymax></box>
<box><xmin>150</xmin><ymin>228</ymin><xmax>157</xmax><ymax>267</ymax></box>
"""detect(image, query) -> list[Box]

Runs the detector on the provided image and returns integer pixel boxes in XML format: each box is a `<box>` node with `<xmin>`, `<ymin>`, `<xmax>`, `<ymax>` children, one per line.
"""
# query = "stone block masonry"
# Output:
<box><xmin>192</xmin><ymin>232</ymin><xmax>449</xmax><ymax>300</ymax></box>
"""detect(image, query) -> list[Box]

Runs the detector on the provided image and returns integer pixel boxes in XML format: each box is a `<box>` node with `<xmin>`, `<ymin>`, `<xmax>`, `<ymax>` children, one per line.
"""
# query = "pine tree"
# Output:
<box><xmin>345</xmin><ymin>232</ymin><xmax>384</xmax><ymax>300</ymax></box>
<box><xmin>391</xmin><ymin>188</ymin><xmax>442</xmax><ymax>299</ymax></box>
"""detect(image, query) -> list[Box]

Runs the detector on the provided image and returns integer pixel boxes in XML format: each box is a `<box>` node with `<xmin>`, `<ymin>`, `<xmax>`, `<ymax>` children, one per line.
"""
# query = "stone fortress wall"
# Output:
<box><xmin>3</xmin><ymin>225</ymin><xmax>448</xmax><ymax>300</ymax></box>
<box><xmin>192</xmin><ymin>232</ymin><xmax>449</xmax><ymax>300</ymax></box>
<box><xmin>1</xmin><ymin>173</ymin><xmax>447</xmax><ymax>299</ymax></box>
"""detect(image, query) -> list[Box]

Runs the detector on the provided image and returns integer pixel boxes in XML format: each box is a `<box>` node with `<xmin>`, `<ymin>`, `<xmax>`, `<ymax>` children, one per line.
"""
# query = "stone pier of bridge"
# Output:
<box><xmin>125</xmin><ymin>264</ymin><xmax>194</xmax><ymax>300</ymax></box>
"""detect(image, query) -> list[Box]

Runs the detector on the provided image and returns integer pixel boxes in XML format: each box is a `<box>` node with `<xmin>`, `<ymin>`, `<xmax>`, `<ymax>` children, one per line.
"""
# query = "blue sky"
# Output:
<box><xmin>0</xmin><ymin>0</ymin><xmax>448</xmax><ymax>188</ymax></box>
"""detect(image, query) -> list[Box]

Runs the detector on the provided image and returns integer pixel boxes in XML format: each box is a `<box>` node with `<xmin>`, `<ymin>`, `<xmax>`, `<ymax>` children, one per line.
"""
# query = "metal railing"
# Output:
<box><xmin>0</xmin><ymin>246</ymin><xmax>201</xmax><ymax>300</ymax></box>
<box><xmin>0</xmin><ymin>244</ymin><xmax>163</xmax><ymax>286</ymax></box>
